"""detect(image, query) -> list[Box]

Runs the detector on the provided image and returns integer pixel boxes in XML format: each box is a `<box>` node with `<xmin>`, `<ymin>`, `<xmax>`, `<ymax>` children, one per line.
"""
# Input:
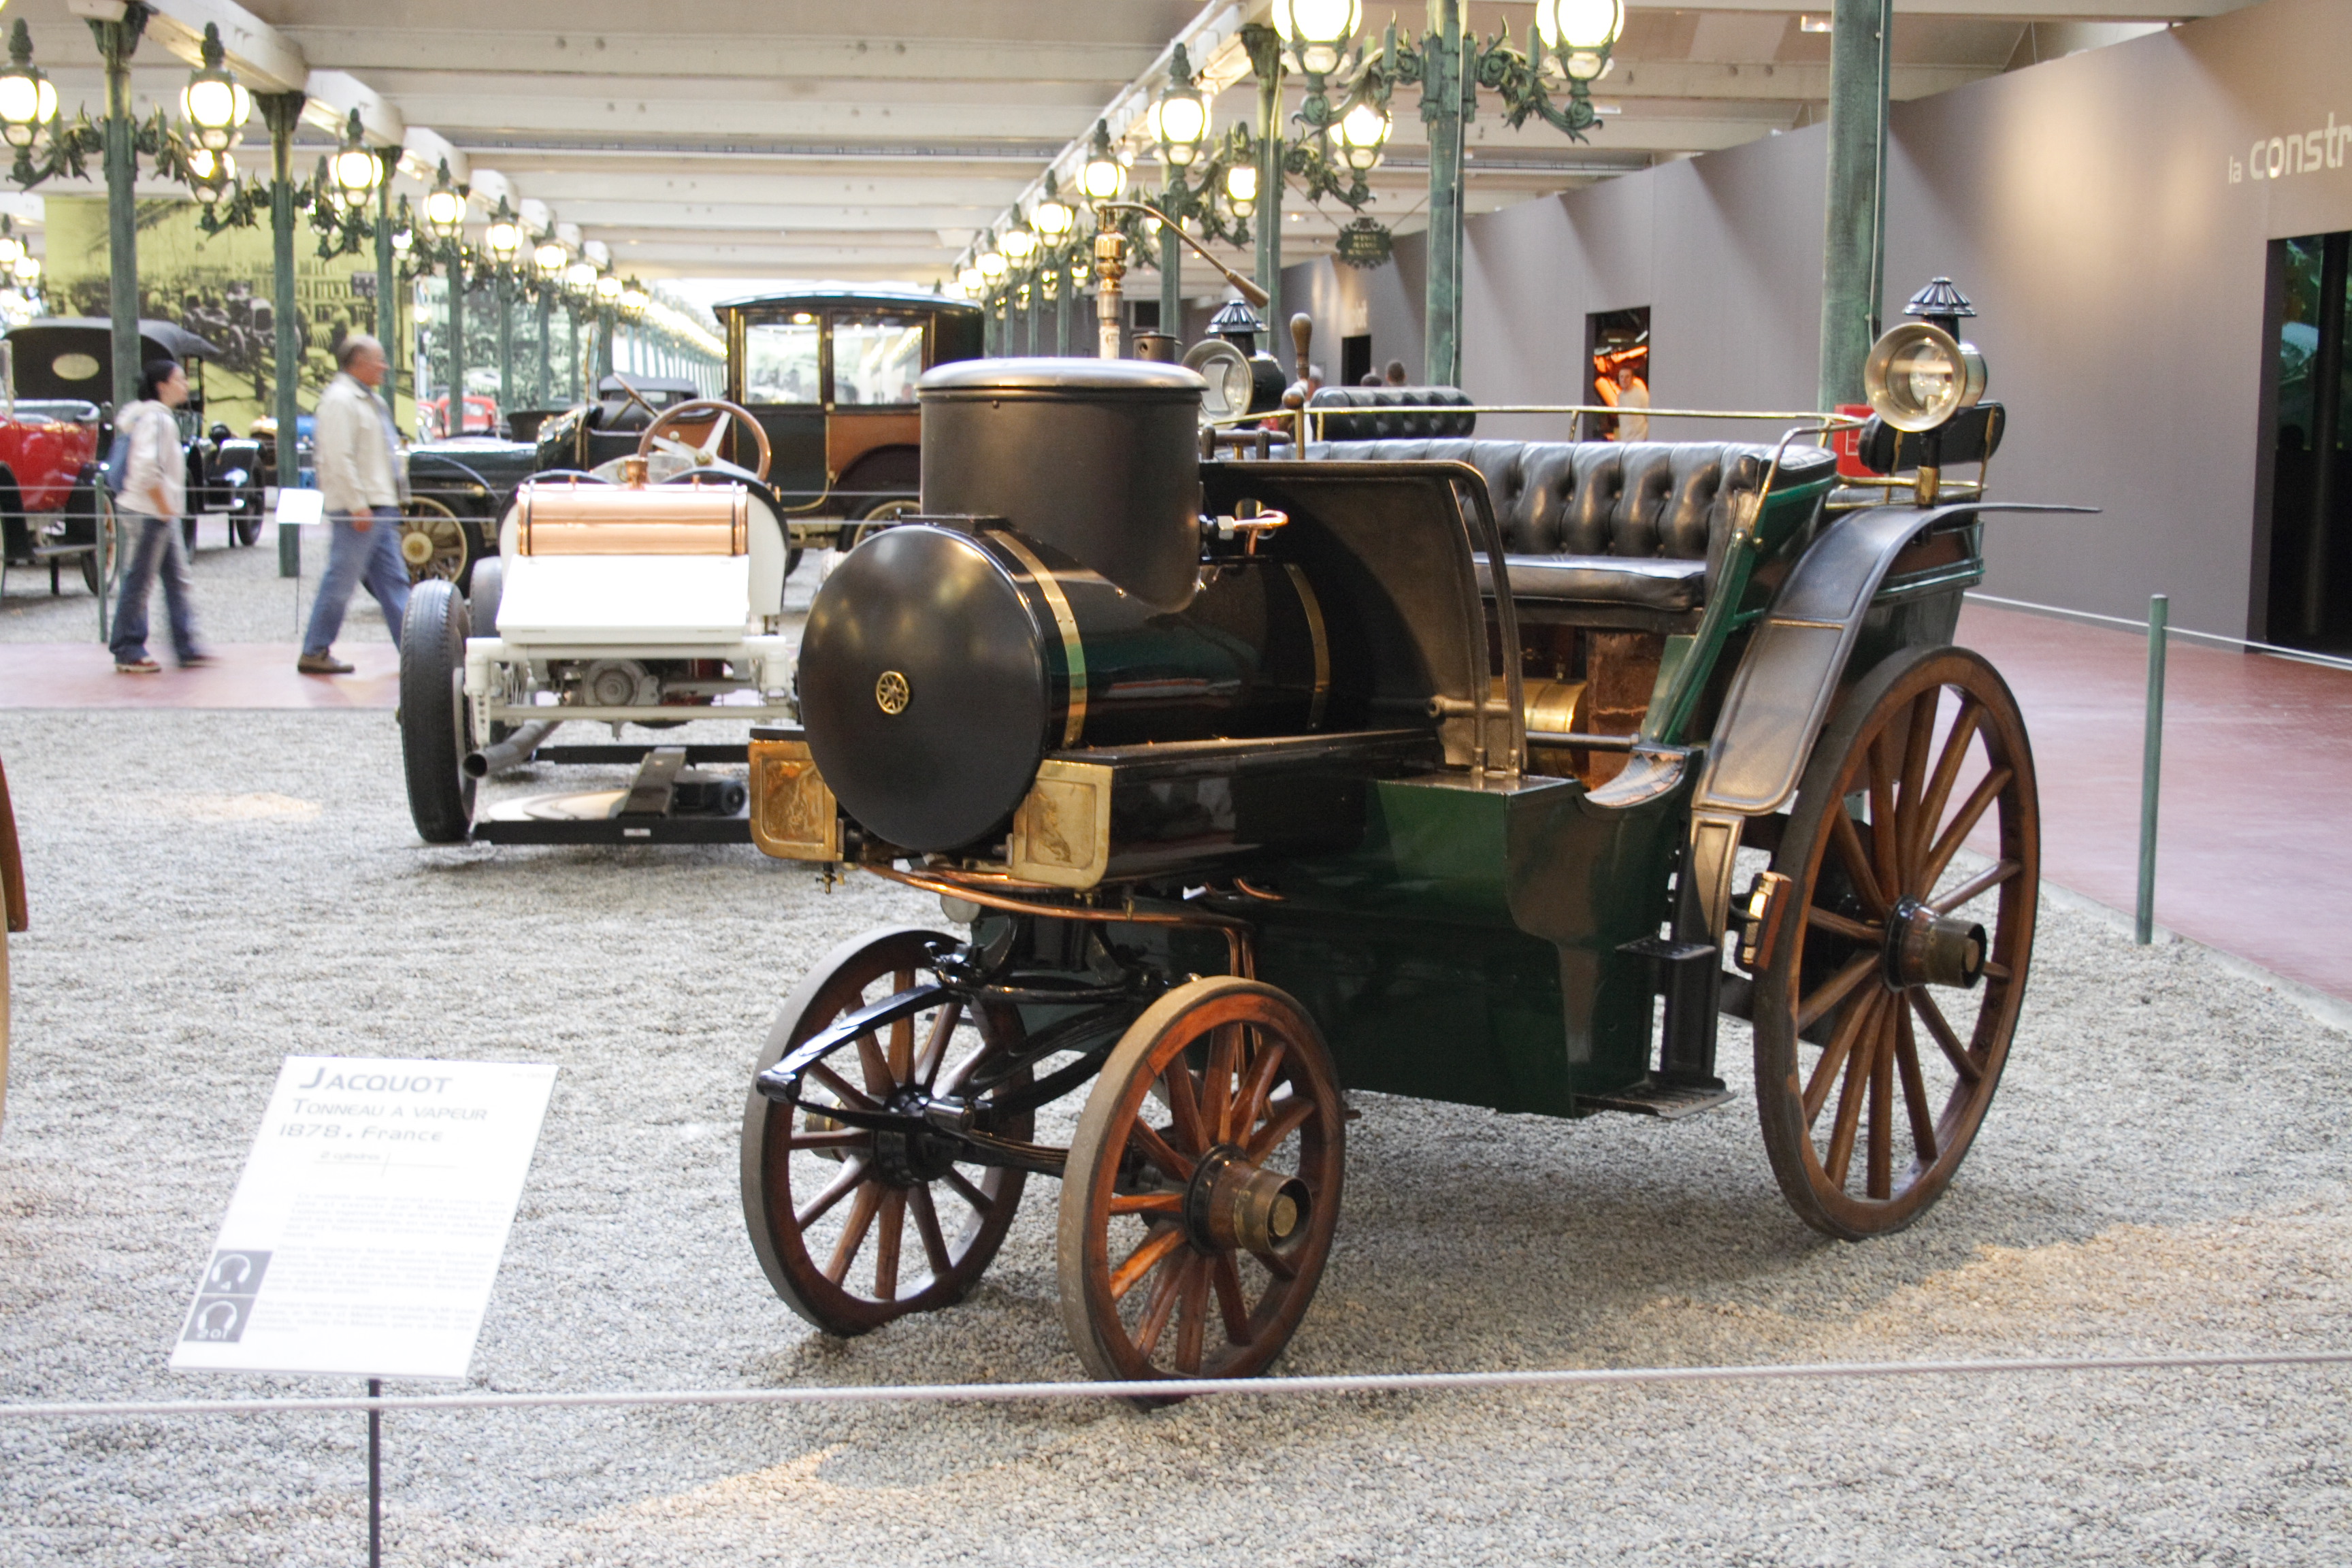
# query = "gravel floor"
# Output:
<box><xmin>0</xmin><ymin>706</ymin><xmax>2347</xmax><ymax>1566</ymax></box>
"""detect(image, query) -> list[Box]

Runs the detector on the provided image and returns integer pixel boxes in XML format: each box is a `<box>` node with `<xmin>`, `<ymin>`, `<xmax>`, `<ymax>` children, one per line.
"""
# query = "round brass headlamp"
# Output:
<box><xmin>1863</xmin><ymin>322</ymin><xmax>1987</xmax><ymax>434</ymax></box>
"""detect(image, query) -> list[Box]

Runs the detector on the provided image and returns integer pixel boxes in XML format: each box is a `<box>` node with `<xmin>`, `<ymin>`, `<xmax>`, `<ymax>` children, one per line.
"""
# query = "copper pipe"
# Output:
<box><xmin>861</xmin><ymin>862</ymin><xmax>1256</xmax><ymax>978</ymax></box>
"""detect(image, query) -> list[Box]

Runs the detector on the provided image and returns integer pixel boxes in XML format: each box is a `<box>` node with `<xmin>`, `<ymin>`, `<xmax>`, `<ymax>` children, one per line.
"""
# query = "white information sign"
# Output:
<box><xmin>171</xmin><ymin>1057</ymin><xmax>557</xmax><ymax>1382</ymax></box>
<box><xmin>274</xmin><ymin>488</ymin><xmax>324</xmax><ymax>529</ymax></box>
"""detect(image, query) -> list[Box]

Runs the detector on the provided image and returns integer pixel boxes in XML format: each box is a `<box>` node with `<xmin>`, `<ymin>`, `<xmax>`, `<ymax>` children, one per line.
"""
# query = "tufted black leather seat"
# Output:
<box><xmin>1305</xmin><ymin>436</ymin><xmax>1838</xmax><ymax>622</ymax></box>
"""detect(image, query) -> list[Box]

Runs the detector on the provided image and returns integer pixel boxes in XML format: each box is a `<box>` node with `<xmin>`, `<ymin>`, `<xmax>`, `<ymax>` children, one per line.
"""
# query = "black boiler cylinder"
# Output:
<box><xmin>918</xmin><ymin>358</ymin><xmax>1208</xmax><ymax>612</ymax></box>
<box><xmin>799</xmin><ymin>524</ymin><xmax>1332</xmax><ymax>853</ymax></box>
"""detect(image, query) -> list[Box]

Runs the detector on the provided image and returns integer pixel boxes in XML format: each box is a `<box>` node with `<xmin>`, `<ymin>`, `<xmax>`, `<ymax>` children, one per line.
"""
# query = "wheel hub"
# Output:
<box><xmin>1882</xmin><ymin>896</ymin><xmax>1987</xmax><ymax>990</ymax></box>
<box><xmin>872</xmin><ymin>1089</ymin><xmax>961</xmax><ymax>1187</ymax></box>
<box><xmin>1183</xmin><ymin>1144</ymin><xmax>1309</xmax><ymax>1254</ymax></box>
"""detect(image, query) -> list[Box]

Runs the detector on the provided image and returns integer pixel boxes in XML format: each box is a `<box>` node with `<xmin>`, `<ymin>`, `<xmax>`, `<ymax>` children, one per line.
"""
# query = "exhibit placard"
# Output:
<box><xmin>171</xmin><ymin>1057</ymin><xmax>556</xmax><ymax>1382</ymax></box>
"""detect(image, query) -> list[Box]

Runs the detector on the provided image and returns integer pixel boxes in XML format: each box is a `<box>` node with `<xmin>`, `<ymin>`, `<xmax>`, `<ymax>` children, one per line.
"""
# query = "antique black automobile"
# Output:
<box><xmin>3</xmin><ymin>318</ymin><xmax>266</xmax><ymax>554</ymax></box>
<box><xmin>737</xmin><ymin>283</ymin><xmax>2056</xmax><ymax>1390</ymax></box>
<box><xmin>399</xmin><ymin>289</ymin><xmax>983</xmax><ymax>593</ymax></box>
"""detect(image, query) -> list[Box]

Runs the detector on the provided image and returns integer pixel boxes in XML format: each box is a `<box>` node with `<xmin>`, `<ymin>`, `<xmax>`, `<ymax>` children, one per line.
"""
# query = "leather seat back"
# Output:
<box><xmin>1303</xmin><ymin>386</ymin><xmax>1477</xmax><ymax>440</ymax></box>
<box><xmin>1308</xmin><ymin>437</ymin><xmax>1800</xmax><ymax>589</ymax></box>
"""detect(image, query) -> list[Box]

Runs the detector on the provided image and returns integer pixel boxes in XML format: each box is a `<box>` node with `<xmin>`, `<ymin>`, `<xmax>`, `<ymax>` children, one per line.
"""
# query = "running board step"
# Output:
<box><xmin>1573</xmin><ymin>1075</ymin><xmax>1735</xmax><ymax>1120</ymax></box>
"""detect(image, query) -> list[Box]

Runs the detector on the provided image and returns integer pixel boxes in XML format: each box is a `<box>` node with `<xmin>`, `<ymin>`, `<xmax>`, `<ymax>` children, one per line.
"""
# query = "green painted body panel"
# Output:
<box><xmin>1227</xmin><ymin>767</ymin><xmax>1689</xmax><ymax>1117</ymax></box>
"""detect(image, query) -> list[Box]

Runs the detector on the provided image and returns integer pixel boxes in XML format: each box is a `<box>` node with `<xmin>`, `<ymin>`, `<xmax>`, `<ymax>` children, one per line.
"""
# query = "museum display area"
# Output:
<box><xmin>2</xmin><ymin>0</ymin><xmax>2349</xmax><ymax>1563</ymax></box>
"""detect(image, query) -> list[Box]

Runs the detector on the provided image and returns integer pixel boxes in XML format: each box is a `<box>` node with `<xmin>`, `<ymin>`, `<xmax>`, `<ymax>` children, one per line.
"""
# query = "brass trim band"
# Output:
<box><xmin>991</xmin><ymin>530</ymin><xmax>1088</xmax><ymax>748</ymax></box>
<box><xmin>1285</xmin><ymin>563</ymin><xmax>1331</xmax><ymax>730</ymax></box>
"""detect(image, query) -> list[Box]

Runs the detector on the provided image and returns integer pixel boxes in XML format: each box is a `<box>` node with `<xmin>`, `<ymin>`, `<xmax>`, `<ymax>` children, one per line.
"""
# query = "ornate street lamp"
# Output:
<box><xmin>564</xmin><ymin>259</ymin><xmax>597</xmax><ymax>294</ymax></box>
<box><xmin>484</xmin><ymin>199</ymin><xmax>522</xmax><ymax>265</ymax></box>
<box><xmin>1079</xmin><ymin>120</ymin><xmax>1125</xmax><ymax>204</ymax></box>
<box><xmin>1151</xmin><ymin>52</ymin><xmax>1209</xmax><ymax>168</ymax></box>
<box><xmin>1032</xmin><ymin>174</ymin><xmax>1075</xmax><ymax>242</ymax></box>
<box><xmin>331</xmin><ymin>111</ymin><xmax>379</xmax><ymax>205</ymax></box>
<box><xmin>534</xmin><ymin>237</ymin><xmax>568</xmax><ymax>278</ymax></box>
<box><xmin>12</xmin><ymin>255</ymin><xmax>39</xmax><ymax>286</ymax></box>
<box><xmin>1335</xmin><ymin>100</ymin><xmax>1390</xmax><ymax>172</ymax></box>
<box><xmin>595</xmin><ymin>273</ymin><xmax>623</xmax><ymax>304</ymax></box>
<box><xmin>0</xmin><ymin>22</ymin><xmax>60</xmax><ymax>152</ymax></box>
<box><xmin>1000</xmin><ymin>220</ymin><xmax>1037</xmax><ymax>265</ymax></box>
<box><xmin>958</xmin><ymin>264</ymin><xmax>983</xmax><ymax>294</ymax></box>
<box><xmin>0</xmin><ymin>220</ymin><xmax>22</xmax><ymax>269</ymax></box>
<box><xmin>1224</xmin><ymin>163</ymin><xmax>1258</xmax><ymax>221</ymax></box>
<box><xmin>977</xmin><ymin>246</ymin><xmax>1008</xmax><ymax>282</ymax></box>
<box><xmin>184</xmin><ymin>146</ymin><xmax>235</xmax><ymax>203</ymax></box>
<box><xmin>180</xmin><ymin>24</ymin><xmax>251</xmax><ymax>153</ymax></box>
<box><xmin>620</xmin><ymin>279</ymin><xmax>649</xmax><ymax>316</ymax></box>
<box><xmin>1537</xmin><ymin>0</ymin><xmax>1627</xmax><ymax>82</ymax></box>
<box><xmin>423</xmin><ymin>161</ymin><xmax>468</xmax><ymax>245</ymax></box>
<box><xmin>1271</xmin><ymin>0</ymin><xmax>1362</xmax><ymax>75</ymax></box>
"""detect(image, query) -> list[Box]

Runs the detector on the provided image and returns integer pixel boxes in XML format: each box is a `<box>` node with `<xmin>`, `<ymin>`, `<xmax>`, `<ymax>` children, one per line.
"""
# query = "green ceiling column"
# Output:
<box><xmin>85</xmin><ymin>7</ymin><xmax>145</xmax><ymax>415</ymax></box>
<box><xmin>495</xmin><ymin>270</ymin><xmax>514</xmax><ymax>420</ymax></box>
<box><xmin>373</xmin><ymin>152</ymin><xmax>398</xmax><ymax>410</ymax></box>
<box><xmin>259</xmin><ymin>91</ymin><xmax>306</xmax><ymax>576</ymax></box>
<box><xmin>446</xmin><ymin>253</ymin><xmax>466</xmax><ymax>427</ymax></box>
<box><xmin>593</xmin><ymin>307</ymin><xmax>612</xmax><ymax>381</ymax></box>
<box><xmin>1056</xmin><ymin>264</ymin><xmax>1073</xmax><ymax>356</ymax></box>
<box><xmin>1422</xmin><ymin>1</ymin><xmax>1469</xmax><ymax>389</ymax></box>
<box><xmin>1245</xmin><ymin>25</ymin><xmax>1285</xmax><ymax>338</ymax></box>
<box><xmin>567</xmin><ymin>301</ymin><xmax>582</xmax><ymax>400</ymax></box>
<box><xmin>984</xmin><ymin>297</ymin><xmax>1001</xmax><ymax>357</ymax></box>
<box><xmin>536</xmin><ymin>284</ymin><xmax>553</xmax><ymax>408</ymax></box>
<box><xmin>1816</xmin><ymin>0</ymin><xmax>1891</xmax><ymax>408</ymax></box>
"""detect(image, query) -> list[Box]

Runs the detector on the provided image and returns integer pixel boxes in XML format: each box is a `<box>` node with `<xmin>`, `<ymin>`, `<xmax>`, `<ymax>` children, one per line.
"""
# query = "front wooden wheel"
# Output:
<box><xmin>1057</xmin><ymin>978</ymin><xmax>1345</xmax><ymax>1390</ymax></box>
<box><xmin>741</xmin><ymin>928</ymin><xmax>1030</xmax><ymax>1337</ymax></box>
<box><xmin>399</xmin><ymin>497</ymin><xmax>472</xmax><ymax>587</ymax></box>
<box><xmin>1756</xmin><ymin>645</ymin><xmax>2039</xmax><ymax>1240</ymax></box>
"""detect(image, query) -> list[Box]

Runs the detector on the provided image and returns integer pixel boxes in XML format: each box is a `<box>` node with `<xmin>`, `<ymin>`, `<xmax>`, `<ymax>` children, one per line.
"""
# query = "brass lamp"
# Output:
<box><xmin>0</xmin><ymin>22</ymin><xmax>60</xmax><ymax>152</ymax></box>
<box><xmin>1272</xmin><ymin>0</ymin><xmax>1362</xmax><ymax>74</ymax></box>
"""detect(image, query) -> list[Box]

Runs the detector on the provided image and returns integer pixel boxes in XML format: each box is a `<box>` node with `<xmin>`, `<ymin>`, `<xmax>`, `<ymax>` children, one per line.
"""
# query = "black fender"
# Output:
<box><xmin>1683</xmin><ymin>500</ymin><xmax>2092</xmax><ymax>935</ymax></box>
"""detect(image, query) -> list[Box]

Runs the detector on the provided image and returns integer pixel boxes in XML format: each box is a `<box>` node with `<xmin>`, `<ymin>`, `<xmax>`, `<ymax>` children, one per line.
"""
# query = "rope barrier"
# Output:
<box><xmin>1966</xmin><ymin>591</ymin><xmax>2352</xmax><ymax>674</ymax></box>
<box><xmin>3</xmin><ymin>1348</ymin><xmax>2347</xmax><ymax>1422</ymax></box>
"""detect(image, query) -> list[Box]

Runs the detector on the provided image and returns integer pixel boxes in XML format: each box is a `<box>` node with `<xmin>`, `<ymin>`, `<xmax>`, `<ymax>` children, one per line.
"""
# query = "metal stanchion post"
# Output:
<box><xmin>367</xmin><ymin>1376</ymin><xmax>382</xmax><ymax>1568</ymax></box>
<box><xmin>2136</xmin><ymin>593</ymin><xmax>2168</xmax><ymax>945</ymax></box>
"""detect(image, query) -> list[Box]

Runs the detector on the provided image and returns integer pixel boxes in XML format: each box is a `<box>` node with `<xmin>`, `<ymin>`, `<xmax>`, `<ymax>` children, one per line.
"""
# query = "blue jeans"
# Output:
<box><xmin>302</xmin><ymin>506</ymin><xmax>409</xmax><ymax>657</ymax></box>
<box><xmin>109</xmin><ymin>512</ymin><xmax>201</xmax><ymax>665</ymax></box>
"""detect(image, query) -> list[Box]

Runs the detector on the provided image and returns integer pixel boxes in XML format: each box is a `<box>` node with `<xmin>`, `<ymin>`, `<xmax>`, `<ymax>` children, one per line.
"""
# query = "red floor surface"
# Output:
<box><xmin>1957</xmin><ymin>603</ymin><xmax>2352</xmax><ymax>1004</ymax></box>
<box><xmin>3</xmin><ymin>610</ymin><xmax>2345</xmax><ymax>1002</ymax></box>
<box><xmin>0</xmin><ymin>642</ymin><xmax>398</xmax><ymax>709</ymax></box>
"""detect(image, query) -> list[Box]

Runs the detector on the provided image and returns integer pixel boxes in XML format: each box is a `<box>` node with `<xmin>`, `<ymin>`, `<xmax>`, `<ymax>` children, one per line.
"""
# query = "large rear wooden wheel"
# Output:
<box><xmin>399</xmin><ymin>497</ymin><xmax>472</xmax><ymax>587</ymax></box>
<box><xmin>1754</xmin><ymin>645</ymin><xmax>2038</xmax><ymax>1241</ymax></box>
<box><xmin>1057</xmin><ymin>978</ymin><xmax>1344</xmax><ymax>1392</ymax></box>
<box><xmin>741</xmin><ymin>928</ymin><xmax>1030</xmax><ymax>1336</ymax></box>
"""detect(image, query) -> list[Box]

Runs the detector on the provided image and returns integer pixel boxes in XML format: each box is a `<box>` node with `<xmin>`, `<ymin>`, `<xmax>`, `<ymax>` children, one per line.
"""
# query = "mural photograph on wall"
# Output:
<box><xmin>41</xmin><ymin>195</ymin><xmax>415</xmax><ymax>437</ymax></box>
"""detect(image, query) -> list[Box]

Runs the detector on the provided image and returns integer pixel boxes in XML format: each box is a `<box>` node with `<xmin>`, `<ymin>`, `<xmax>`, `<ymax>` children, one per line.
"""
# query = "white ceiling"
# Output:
<box><xmin>1</xmin><ymin>0</ymin><xmax>2221</xmax><ymax>296</ymax></box>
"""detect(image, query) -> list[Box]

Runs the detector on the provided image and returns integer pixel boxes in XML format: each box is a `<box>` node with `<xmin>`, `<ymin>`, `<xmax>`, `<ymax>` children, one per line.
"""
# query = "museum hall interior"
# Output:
<box><xmin>1</xmin><ymin>0</ymin><xmax>2348</xmax><ymax>1563</ymax></box>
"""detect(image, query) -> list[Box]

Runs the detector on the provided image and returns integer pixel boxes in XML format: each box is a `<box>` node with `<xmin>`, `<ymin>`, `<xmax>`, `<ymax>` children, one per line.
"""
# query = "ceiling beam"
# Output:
<box><xmin>274</xmin><ymin>29</ymin><xmax>1165</xmax><ymax>84</ymax></box>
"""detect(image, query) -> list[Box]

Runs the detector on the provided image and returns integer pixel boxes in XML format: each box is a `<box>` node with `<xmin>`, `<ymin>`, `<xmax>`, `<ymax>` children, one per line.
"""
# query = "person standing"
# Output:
<box><xmin>108</xmin><ymin>359</ymin><xmax>212</xmax><ymax>674</ymax></box>
<box><xmin>1614</xmin><ymin>362</ymin><xmax>1651</xmax><ymax>442</ymax></box>
<box><xmin>299</xmin><ymin>334</ymin><xmax>409</xmax><ymax>675</ymax></box>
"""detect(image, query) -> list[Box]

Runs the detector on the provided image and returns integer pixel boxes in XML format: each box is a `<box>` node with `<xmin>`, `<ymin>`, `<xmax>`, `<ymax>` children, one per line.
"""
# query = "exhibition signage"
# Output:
<box><xmin>171</xmin><ymin>1057</ymin><xmax>556</xmax><ymax>1382</ymax></box>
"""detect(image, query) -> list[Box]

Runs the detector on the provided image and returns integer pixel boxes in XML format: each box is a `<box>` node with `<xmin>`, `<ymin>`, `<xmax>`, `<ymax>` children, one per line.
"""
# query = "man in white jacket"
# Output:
<box><xmin>298</xmin><ymin>334</ymin><xmax>410</xmax><ymax>675</ymax></box>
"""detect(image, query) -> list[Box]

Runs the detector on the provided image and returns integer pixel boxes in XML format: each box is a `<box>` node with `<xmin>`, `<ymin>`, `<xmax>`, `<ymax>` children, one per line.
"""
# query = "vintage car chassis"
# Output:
<box><xmin>460</xmin><ymin>637</ymin><xmax>799</xmax><ymax>732</ymax></box>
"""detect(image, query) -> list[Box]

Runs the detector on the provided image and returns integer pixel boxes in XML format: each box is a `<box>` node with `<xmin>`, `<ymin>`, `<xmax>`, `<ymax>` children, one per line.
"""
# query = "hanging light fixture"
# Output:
<box><xmin>1224</xmin><ymin>162</ymin><xmax>1259</xmax><ymax>220</ymax></box>
<box><xmin>423</xmin><ymin>161</ymin><xmax>468</xmax><ymax>243</ymax></box>
<box><xmin>331</xmin><ymin>110</ymin><xmax>379</xmax><ymax>205</ymax></box>
<box><xmin>0</xmin><ymin>22</ymin><xmax>61</xmax><ymax>152</ymax></box>
<box><xmin>391</xmin><ymin>197</ymin><xmax>416</xmax><ymax>254</ymax></box>
<box><xmin>1152</xmin><ymin>46</ymin><xmax>1208</xmax><ymax>168</ymax></box>
<box><xmin>1271</xmin><ymin>0</ymin><xmax>1362</xmax><ymax>75</ymax></box>
<box><xmin>1033</xmin><ymin>174</ymin><xmax>1075</xmax><ymax>242</ymax></box>
<box><xmin>1080</xmin><ymin>120</ymin><xmax>1125</xmax><ymax>203</ymax></box>
<box><xmin>184</xmin><ymin>147</ymin><xmax>235</xmax><ymax>203</ymax></box>
<box><xmin>180</xmin><ymin>23</ymin><xmax>250</xmax><ymax>154</ymax></box>
<box><xmin>484</xmin><ymin>198</ymin><xmax>523</xmax><ymax>265</ymax></box>
<box><xmin>1335</xmin><ymin>101</ymin><xmax>1391</xmax><ymax>172</ymax></box>
<box><xmin>1537</xmin><ymin>0</ymin><xmax>1625</xmax><ymax>80</ymax></box>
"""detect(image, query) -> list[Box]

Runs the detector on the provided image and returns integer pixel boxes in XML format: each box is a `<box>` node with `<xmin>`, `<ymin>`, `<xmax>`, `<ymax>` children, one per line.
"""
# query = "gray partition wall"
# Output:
<box><xmin>1281</xmin><ymin>0</ymin><xmax>2352</xmax><ymax>638</ymax></box>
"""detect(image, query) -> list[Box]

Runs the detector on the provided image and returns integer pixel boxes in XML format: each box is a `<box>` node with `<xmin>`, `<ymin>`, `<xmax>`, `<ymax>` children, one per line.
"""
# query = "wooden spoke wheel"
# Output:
<box><xmin>399</xmin><ymin>498</ymin><xmax>472</xmax><ymax>587</ymax></box>
<box><xmin>1057</xmin><ymin>977</ymin><xmax>1345</xmax><ymax>1392</ymax></box>
<box><xmin>741</xmin><ymin>927</ymin><xmax>1030</xmax><ymax>1336</ymax></box>
<box><xmin>1755</xmin><ymin>645</ymin><xmax>2039</xmax><ymax>1240</ymax></box>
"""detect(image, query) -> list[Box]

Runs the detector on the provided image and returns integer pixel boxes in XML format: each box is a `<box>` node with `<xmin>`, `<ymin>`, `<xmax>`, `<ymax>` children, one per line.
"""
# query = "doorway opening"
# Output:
<box><xmin>2266</xmin><ymin>231</ymin><xmax>2350</xmax><ymax>650</ymax></box>
<box><xmin>1584</xmin><ymin>307</ymin><xmax>1650</xmax><ymax>442</ymax></box>
<box><xmin>1340</xmin><ymin>333</ymin><xmax>1372</xmax><ymax>387</ymax></box>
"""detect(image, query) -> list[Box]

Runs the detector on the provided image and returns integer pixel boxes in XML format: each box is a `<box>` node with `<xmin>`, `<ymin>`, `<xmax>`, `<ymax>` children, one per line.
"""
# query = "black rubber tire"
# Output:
<box><xmin>232</xmin><ymin>504</ymin><xmax>263</xmax><ymax>546</ymax></box>
<box><xmin>783</xmin><ymin>544</ymin><xmax>804</xmax><ymax>581</ymax></box>
<box><xmin>398</xmin><ymin>579</ymin><xmax>476</xmax><ymax>844</ymax></box>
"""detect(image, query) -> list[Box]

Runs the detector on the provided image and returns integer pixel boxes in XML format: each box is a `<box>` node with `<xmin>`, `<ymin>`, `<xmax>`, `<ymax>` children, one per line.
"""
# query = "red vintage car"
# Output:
<box><xmin>0</xmin><ymin>391</ymin><xmax>103</xmax><ymax>598</ymax></box>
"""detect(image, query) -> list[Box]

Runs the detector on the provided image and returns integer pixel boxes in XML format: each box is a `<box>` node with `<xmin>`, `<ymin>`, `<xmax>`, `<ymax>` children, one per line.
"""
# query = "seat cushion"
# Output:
<box><xmin>1475</xmin><ymin>554</ymin><xmax>1707</xmax><ymax>612</ymax></box>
